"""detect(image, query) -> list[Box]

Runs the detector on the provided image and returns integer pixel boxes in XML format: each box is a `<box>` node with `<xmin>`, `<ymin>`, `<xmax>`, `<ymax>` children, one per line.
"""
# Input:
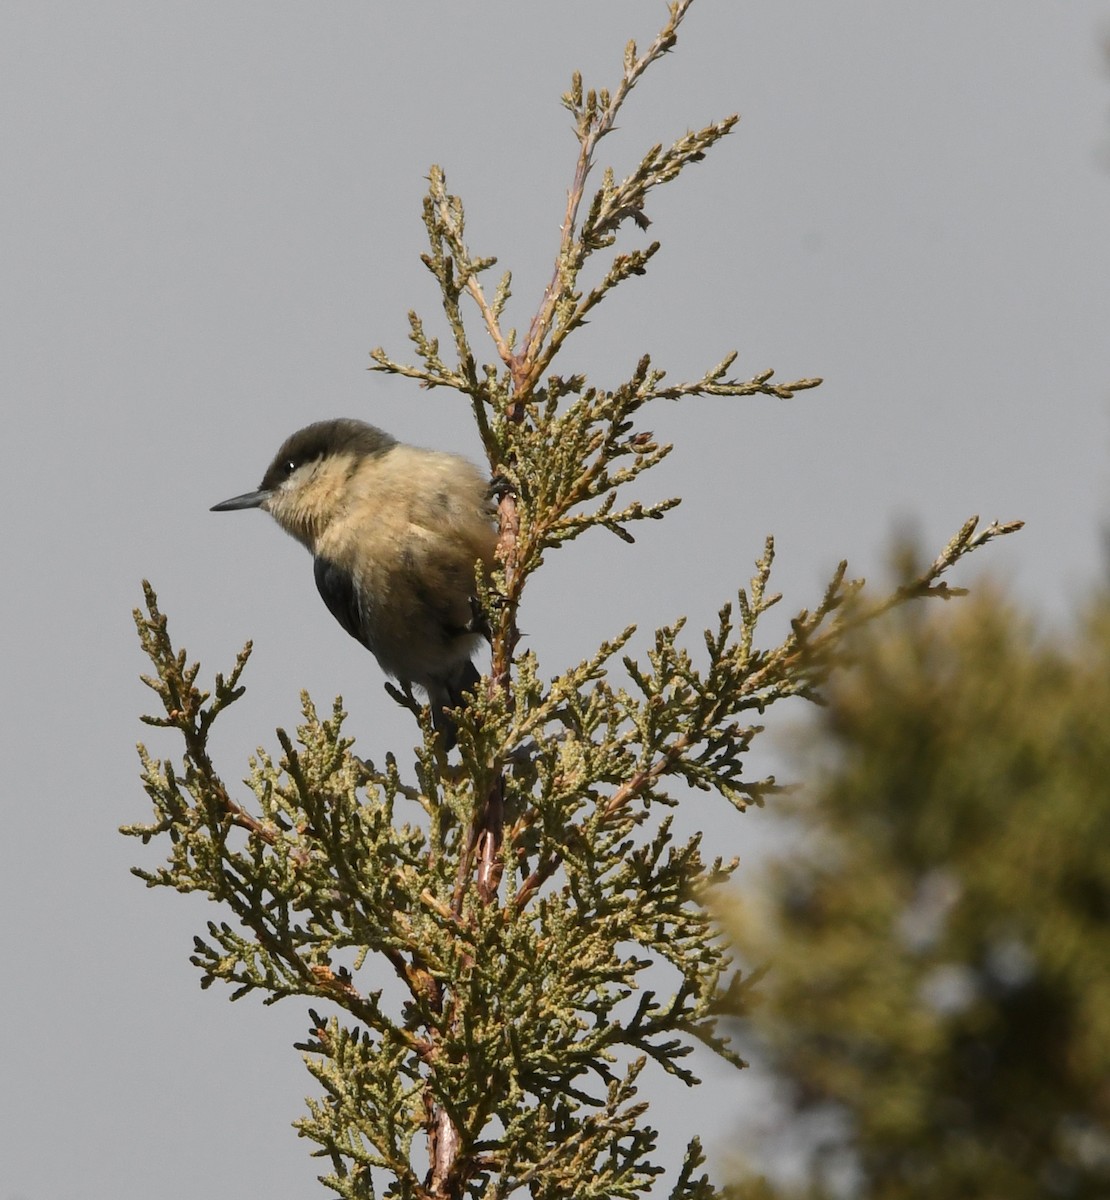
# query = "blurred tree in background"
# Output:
<box><xmin>725</xmin><ymin>577</ymin><xmax>1110</xmax><ymax>1199</ymax></box>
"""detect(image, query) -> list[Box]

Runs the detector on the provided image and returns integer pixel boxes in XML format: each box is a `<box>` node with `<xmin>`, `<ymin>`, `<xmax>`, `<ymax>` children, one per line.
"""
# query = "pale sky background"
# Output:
<box><xmin>3</xmin><ymin>3</ymin><xmax>1109</xmax><ymax>1198</ymax></box>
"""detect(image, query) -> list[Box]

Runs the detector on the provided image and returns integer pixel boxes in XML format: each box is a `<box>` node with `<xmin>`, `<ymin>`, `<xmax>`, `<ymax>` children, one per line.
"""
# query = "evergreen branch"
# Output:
<box><xmin>580</xmin><ymin>118</ymin><xmax>739</xmax><ymax>250</ymax></box>
<box><xmin>642</xmin><ymin>353</ymin><xmax>823</xmax><ymax>402</ymax></box>
<box><xmin>130</xmin><ymin>582</ymin><xmax>283</xmax><ymax>853</ymax></box>
<box><xmin>523</xmin><ymin>0</ymin><xmax>697</xmax><ymax>386</ymax></box>
<box><xmin>797</xmin><ymin>516</ymin><xmax>1026</xmax><ymax>658</ymax></box>
<box><xmin>507</xmin><ymin>1063</ymin><xmax>661</xmax><ymax>1200</ymax></box>
<box><xmin>569</xmin><ymin>242</ymin><xmax>661</xmax><ymax>332</ymax></box>
<box><xmin>129</xmin><ymin>587</ymin><xmax>450</xmax><ymax>1037</ymax></box>
<box><xmin>667</xmin><ymin>1139</ymin><xmax>717</xmax><ymax>1200</ymax></box>
<box><xmin>424</xmin><ymin>165</ymin><xmax>514</xmax><ymax>374</ymax></box>
<box><xmin>607</xmin><ymin>519</ymin><xmax>1024</xmax><ymax>811</ymax></box>
<box><xmin>369</xmin><ymin>310</ymin><xmax>466</xmax><ymax>391</ymax></box>
<box><xmin>520</xmin><ymin>2</ymin><xmax>710</xmax><ymax>386</ymax></box>
<box><xmin>297</xmin><ymin>1012</ymin><xmax>424</xmax><ymax>1199</ymax></box>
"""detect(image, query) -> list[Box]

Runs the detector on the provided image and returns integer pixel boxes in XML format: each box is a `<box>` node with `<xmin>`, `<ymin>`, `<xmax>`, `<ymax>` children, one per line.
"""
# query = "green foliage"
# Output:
<box><xmin>126</xmin><ymin>4</ymin><xmax>1020</xmax><ymax>1197</ymax></box>
<box><xmin>725</xmin><ymin>586</ymin><xmax>1110</xmax><ymax>1199</ymax></box>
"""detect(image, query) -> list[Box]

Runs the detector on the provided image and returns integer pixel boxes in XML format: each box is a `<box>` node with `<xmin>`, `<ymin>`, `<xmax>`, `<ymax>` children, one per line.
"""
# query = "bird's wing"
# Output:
<box><xmin>314</xmin><ymin>556</ymin><xmax>368</xmax><ymax>648</ymax></box>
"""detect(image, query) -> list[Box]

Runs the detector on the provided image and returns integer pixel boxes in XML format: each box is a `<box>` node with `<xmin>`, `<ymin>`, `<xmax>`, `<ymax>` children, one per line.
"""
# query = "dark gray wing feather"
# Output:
<box><xmin>314</xmin><ymin>556</ymin><xmax>368</xmax><ymax>649</ymax></box>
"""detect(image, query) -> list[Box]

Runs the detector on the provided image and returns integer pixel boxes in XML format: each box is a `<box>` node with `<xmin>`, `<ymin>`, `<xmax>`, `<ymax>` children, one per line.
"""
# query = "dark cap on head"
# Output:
<box><xmin>259</xmin><ymin>419</ymin><xmax>397</xmax><ymax>492</ymax></box>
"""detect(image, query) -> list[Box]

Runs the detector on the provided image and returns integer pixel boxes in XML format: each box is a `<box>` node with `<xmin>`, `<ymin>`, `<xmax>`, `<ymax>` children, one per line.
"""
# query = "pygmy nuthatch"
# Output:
<box><xmin>212</xmin><ymin>418</ymin><xmax>497</xmax><ymax>748</ymax></box>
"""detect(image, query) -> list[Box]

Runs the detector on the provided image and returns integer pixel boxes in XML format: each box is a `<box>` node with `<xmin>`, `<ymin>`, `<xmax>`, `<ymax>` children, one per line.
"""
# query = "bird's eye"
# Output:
<box><xmin>282</xmin><ymin>459</ymin><xmax>297</xmax><ymax>477</ymax></box>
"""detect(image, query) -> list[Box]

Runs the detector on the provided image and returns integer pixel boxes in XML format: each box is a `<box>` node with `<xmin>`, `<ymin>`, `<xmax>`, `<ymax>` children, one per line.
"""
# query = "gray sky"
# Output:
<box><xmin>3</xmin><ymin>3</ymin><xmax>1109</xmax><ymax>1197</ymax></box>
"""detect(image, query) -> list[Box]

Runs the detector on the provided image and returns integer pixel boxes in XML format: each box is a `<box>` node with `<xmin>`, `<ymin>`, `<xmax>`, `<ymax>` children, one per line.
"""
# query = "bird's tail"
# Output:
<box><xmin>429</xmin><ymin>658</ymin><xmax>482</xmax><ymax>751</ymax></box>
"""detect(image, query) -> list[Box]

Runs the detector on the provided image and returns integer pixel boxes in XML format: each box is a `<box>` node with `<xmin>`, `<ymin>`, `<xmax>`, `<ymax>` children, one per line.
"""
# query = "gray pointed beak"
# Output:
<box><xmin>211</xmin><ymin>489</ymin><xmax>271</xmax><ymax>512</ymax></box>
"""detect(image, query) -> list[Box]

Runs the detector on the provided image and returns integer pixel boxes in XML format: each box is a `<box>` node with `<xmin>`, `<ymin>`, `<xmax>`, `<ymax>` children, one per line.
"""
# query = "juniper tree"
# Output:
<box><xmin>126</xmin><ymin>5</ymin><xmax>1020</xmax><ymax>1197</ymax></box>
<box><xmin>721</xmin><ymin>585</ymin><xmax>1110</xmax><ymax>1199</ymax></box>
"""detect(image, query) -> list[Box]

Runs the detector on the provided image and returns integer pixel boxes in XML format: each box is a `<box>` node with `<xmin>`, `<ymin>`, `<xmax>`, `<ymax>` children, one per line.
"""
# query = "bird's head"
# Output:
<box><xmin>211</xmin><ymin>418</ymin><xmax>397</xmax><ymax>549</ymax></box>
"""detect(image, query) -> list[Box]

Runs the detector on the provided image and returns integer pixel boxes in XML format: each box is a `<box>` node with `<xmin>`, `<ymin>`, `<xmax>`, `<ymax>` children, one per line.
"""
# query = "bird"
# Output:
<box><xmin>211</xmin><ymin>418</ymin><xmax>498</xmax><ymax>748</ymax></box>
